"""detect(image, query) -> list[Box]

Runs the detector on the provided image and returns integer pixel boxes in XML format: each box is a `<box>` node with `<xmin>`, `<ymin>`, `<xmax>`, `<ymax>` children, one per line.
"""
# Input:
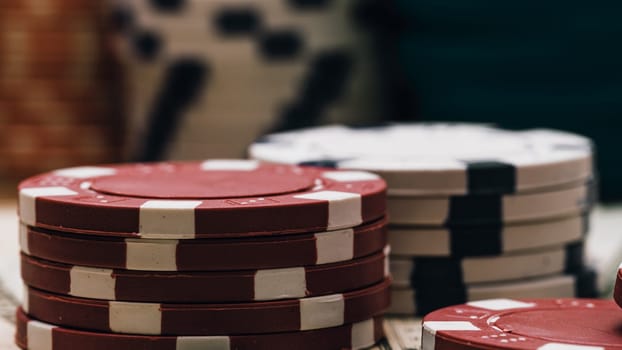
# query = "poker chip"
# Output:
<box><xmin>250</xmin><ymin>124</ymin><xmax>594</xmax><ymax>196</ymax></box>
<box><xmin>20</xmin><ymin>218</ymin><xmax>387</xmax><ymax>271</ymax></box>
<box><xmin>390</xmin><ymin>243</ymin><xmax>583</xmax><ymax>287</ymax></box>
<box><xmin>388</xmin><ymin>182</ymin><xmax>592</xmax><ymax>226</ymax></box>
<box><xmin>615</xmin><ymin>262</ymin><xmax>622</xmax><ymax>309</ymax></box>
<box><xmin>18</xmin><ymin>160</ymin><xmax>386</xmax><ymax>238</ymax></box>
<box><xmin>112</xmin><ymin>0</ymin><xmax>385</xmax><ymax>162</ymax></box>
<box><xmin>15</xmin><ymin>309</ymin><xmax>384</xmax><ymax>350</ymax></box>
<box><xmin>24</xmin><ymin>277</ymin><xmax>391</xmax><ymax>335</ymax></box>
<box><xmin>421</xmin><ymin>298</ymin><xmax>622</xmax><ymax>350</ymax></box>
<box><xmin>389</xmin><ymin>270</ymin><xmax>598</xmax><ymax>316</ymax></box>
<box><xmin>388</xmin><ymin>215</ymin><xmax>587</xmax><ymax>257</ymax></box>
<box><xmin>21</xmin><ymin>247</ymin><xmax>389</xmax><ymax>302</ymax></box>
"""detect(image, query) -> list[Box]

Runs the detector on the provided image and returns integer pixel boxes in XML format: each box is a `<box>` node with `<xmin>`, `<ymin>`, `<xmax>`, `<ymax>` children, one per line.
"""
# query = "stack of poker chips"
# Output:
<box><xmin>0</xmin><ymin>0</ymin><xmax>122</xmax><ymax>182</ymax></box>
<box><xmin>16</xmin><ymin>159</ymin><xmax>390</xmax><ymax>350</ymax></box>
<box><xmin>250</xmin><ymin>123</ymin><xmax>599</xmax><ymax>316</ymax></box>
<box><xmin>107</xmin><ymin>0</ymin><xmax>385</xmax><ymax>161</ymax></box>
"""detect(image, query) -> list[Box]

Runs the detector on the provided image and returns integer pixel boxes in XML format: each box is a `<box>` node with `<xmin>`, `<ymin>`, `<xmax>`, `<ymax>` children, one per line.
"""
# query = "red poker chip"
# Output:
<box><xmin>21</xmin><ymin>247</ymin><xmax>389</xmax><ymax>302</ymax></box>
<box><xmin>15</xmin><ymin>309</ymin><xmax>385</xmax><ymax>350</ymax></box>
<box><xmin>24</xmin><ymin>278</ymin><xmax>391</xmax><ymax>336</ymax></box>
<box><xmin>615</xmin><ymin>262</ymin><xmax>622</xmax><ymax>309</ymax></box>
<box><xmin>422</xmin><ymin>298</ymin><xmax>622</xmax><ymax>350</ymax></box>
<box><xmin>20</xmin><ymin>218</ymin><xmax>387</xmax><ymax>271</ymax></box>
<box><xmin>18</xmin><ymin>160</ymin><xmax>386</xmax><ymax>238</ymax></box>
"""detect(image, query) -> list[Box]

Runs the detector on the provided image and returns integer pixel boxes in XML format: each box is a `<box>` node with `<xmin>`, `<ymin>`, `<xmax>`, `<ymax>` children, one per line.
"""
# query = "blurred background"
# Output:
<box><xmin>1</xmin><ymin>0</ymin><xmax>621</xmax><ymax>201</ymax></box>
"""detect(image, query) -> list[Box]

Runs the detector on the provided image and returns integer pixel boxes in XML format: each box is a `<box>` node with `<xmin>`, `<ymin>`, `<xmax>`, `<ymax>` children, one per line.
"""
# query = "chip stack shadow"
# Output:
<box><xmin>16</xmin><ymin>159</ymin><xmax>391</xmax><ymax>349</ymax></box>
<box><xmin>0</xmin><ymin>0</ymin><xmax>122</xmax><ymax>186</ymax></box>
<box><xmin>250</xmin><ymin>123</ymin><xmax>599</xmax><ymax>316</ymax></box>
<box><xmin>107</xmin><ymin>0</ymin><xmax>386</xmax><ymax>161</ymax></box>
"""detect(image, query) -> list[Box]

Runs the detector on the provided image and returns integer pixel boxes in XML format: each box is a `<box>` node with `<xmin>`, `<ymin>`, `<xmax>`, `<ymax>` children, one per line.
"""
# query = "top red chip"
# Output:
<box><xmin>422</xmin><ymin>298</ymin><xmax>622</xmax><ymax>350</ymax></box>
<box><xmin>615</xmin><ymin>262</ymin><xmax>622</xmax><ymax>310</ymax></box>
<box><xmin>18</xmin><ymin>160</ymin><xmax>386</xmax><ymax>239</ymax></box>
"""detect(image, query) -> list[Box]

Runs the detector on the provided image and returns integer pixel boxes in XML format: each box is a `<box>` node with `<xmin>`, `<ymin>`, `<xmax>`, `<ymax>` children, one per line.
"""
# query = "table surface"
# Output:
<box><xmin>0</xmin><ymin>200</ymin><xmax>620</xmax><ymax>350</ymax></box>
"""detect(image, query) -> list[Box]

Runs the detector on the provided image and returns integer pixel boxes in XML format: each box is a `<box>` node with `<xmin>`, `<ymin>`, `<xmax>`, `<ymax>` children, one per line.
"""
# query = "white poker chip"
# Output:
<box><xmin>388</xmin><ymin>215</ymin><xmax>586</xmax><ymax>257</ymax></box>
<box><xmin>390</xmin><ymin>243</ymin><xmax>582</xmax><ymax>286</ymax></box>
<box><xmin>389</xmin><ymin>270</ymin><xmax>597</xmax><ymax>316</ymax></box>
<box><xmin>387</xmin><ymin>182</ymin><xmax>591</xmax><ymax>225</ymax></box>
<box><xmin>250</xmin><ymin>123</ymin><xmax>594</xmax><ymax>196</ymax></box>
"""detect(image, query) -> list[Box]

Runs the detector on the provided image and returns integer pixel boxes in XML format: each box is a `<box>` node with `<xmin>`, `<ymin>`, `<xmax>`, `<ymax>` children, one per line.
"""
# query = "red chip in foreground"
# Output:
<box><xmin>18</xmin><ymin>160</ymin><xmax>386</xmax><ymax>238</ymax></box>
<box><xmin>615</xmin><ymin>262</ymin><xmax>622</xmax><ymax>309</ymax></box>
<box><xmin>422</xmin><ymin>298</ymin><xmax>622</xmax><ymax>350</ymax></box>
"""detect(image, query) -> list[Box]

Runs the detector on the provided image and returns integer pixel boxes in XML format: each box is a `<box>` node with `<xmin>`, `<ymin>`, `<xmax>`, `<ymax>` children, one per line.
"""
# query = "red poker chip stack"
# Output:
<box><xmin>0</xmin><ymin>0</ymin><xmax>122</xmax><ymax>187</ymax></box>
<box><xmin>16</xmin><ymin>160</ymin><xmax>391</xmax><ymax>350</ymax></box>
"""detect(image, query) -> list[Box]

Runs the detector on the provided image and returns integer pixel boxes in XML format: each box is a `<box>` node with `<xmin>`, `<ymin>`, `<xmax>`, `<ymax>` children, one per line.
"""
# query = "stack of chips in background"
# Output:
<box><xmin>107</xmin><ymin>0</ymin><xmax>386</xmax><ymax>161</ymax></box>
<box><xmin>0</xmin><ymin>0</ymin><xmax>122</xmax><ymax>190</ymax></box>
<box><xmin>16</xmin><ymin>160</ymin><xmax>391</xmax><ymax>349</ymax></box>
<box><xmin>250</xmin><ymin>123</ymin><xmax>599</xmax><ymax>316</ymax></box>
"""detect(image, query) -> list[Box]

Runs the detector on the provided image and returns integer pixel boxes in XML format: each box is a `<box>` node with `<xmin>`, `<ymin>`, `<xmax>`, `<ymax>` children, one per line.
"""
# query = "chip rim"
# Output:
<box><xmin>20</xmin><ymin>216</ymin><xmax>387</xmax><ymax>271</ymax></box>
<box><xmin>250</xmin><ymin>123</ymin><xmax>594</xmax><ymax>196</ymax></box>
<box><xmin>18</xmin><ymin>160</ymin><xmax>386</xmax><ymax>239</ymax></box>
<box><xmin>421</xmin><ymin>298</ymin><xmax>622</xmax><ymax>350</ymax></box>
<box><xmin>24</xmin><ymin>278</ymin><xmax>392</xmax><ymax>335</ymax></box>
<box><xmin>15</xmin><ymin>308</ymin><xmax>385</xmax><ymax>350</ymax></box>
<box><xmin>21</xmin><ymin>246</ymin><xmax>390</xmax><ymax>302</ymax></box>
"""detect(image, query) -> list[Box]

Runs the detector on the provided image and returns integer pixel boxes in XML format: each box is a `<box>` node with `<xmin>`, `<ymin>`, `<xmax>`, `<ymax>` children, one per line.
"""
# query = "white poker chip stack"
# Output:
<box><xmin>250</xmin><ymin>123</ymin><xmax>600</xmax><ymax>315</ymax></box>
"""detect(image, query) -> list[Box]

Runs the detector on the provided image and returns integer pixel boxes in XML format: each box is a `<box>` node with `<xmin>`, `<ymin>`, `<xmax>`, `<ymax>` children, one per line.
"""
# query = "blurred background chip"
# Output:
<box><xmin>109</xmin><ymin>0</ymin><xmax>387</xmax><ymax>161</ymax></box>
